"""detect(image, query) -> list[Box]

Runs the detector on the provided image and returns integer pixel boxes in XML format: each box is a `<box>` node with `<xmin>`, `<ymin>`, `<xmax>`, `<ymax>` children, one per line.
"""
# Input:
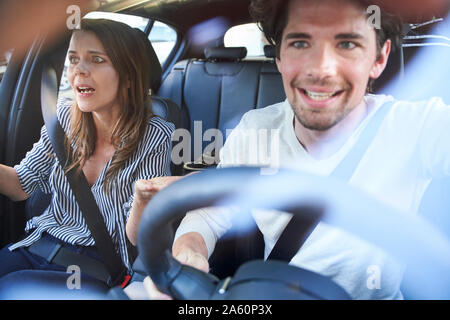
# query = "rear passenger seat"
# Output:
<box><xmin>158</xmin><ymin>46</ymin><xmax>285</xmax><ymax>173</ymax></box>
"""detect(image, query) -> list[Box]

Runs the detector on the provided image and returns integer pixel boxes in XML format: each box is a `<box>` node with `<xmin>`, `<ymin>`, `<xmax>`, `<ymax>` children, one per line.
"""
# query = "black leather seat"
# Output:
<box><xmin>135</xmin><ymin>27</ymin><xmax>184</xmax><ymax>132</ymax></box>
<box><xmin>158</xmin><ymin>45</ymin><xmax>285</xmax><ymax>166</ymax></box>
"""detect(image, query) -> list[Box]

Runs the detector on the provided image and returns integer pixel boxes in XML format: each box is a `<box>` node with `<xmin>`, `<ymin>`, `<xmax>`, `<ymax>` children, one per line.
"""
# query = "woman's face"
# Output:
<box><xmin>67</xmin><ymin>30</ymin><xmax>121</xmax><ymax>115</ymax></box>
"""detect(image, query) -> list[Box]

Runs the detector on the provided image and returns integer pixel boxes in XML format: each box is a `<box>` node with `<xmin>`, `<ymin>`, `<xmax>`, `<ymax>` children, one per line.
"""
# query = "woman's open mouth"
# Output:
<box><xmin>76</xmin><ymin>86</ymin><xmax>96</xmax><ymax>97</ymax></box>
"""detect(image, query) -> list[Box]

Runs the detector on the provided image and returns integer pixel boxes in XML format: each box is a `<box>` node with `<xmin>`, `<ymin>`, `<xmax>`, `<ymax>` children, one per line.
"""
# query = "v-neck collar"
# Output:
<box><xmin>90</xmin><ymin>154</ymin><xmax>114</xmax><ymax>189</ymax></box>
<box><xmin>281</xmin><ymin>95</ymin><xmax>390</xmax><ymax>174</ymax></box>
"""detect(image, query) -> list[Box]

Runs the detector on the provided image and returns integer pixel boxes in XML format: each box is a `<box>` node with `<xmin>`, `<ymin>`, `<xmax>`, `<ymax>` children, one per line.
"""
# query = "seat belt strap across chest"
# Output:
<box><xmin>267</xmin><ymin>100</ymin><xmax>395</xmax><ymax>262</ymax></box>
<box><xmin>41</xmin><ymin>65</ymin><xmax>129</xmax><ymax>287</ymax></box>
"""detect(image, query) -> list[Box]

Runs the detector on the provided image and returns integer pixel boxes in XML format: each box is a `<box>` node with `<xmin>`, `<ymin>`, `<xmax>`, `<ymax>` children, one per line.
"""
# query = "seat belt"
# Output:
<box><xmin>41</xmin><ymin>65</ymin><xmax>130</xmax><ymax>288</ymax></box>
<box><xmin>267</xmin><ymin>100</ymin><xmax>395</xmax><ymax>262</ymax></box>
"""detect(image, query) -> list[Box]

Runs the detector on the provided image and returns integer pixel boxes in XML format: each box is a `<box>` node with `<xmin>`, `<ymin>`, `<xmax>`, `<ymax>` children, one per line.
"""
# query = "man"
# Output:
<box><xmin>133</xmin><ymin>0</ymin><xmax>450</xmax><ymax>299</ymax></box>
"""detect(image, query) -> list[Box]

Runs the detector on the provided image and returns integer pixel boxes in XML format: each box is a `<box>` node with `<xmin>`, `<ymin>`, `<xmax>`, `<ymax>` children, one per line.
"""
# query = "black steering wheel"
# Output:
<box><xmin>137</xmin><ymin>167</ymin><xmax>450</xmax><ymax>300</ymax></box>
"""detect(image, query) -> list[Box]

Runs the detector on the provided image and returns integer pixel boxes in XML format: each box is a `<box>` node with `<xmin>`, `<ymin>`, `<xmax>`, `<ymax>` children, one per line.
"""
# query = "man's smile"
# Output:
<box><xmin>297</xmin><ymin>87</ymin><xmax>346</xmax><ymax>108</ymax></box>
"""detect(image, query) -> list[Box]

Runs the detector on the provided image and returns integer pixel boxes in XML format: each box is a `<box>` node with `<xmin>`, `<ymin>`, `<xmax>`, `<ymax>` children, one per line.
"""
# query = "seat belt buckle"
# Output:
<box><xmin>119</xmin><ymin>275</ymin><xmax>132</xmax><ymax>288</ymax></box>
<box><xmin>107</xmin><ymin>269</ymin><xmax>131</xmax><ymax>288</ymax></box>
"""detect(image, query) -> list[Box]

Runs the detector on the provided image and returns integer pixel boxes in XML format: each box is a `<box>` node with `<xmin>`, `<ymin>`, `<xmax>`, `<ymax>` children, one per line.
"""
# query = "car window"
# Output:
<box><xmin>148</xmin><ymin>21</ymin><xmax>178</xmax><ymax>65</ymax></box>
<box><xmin>224</xmin><ymin>23</ymin><xmax>270</xmax><ymax>58</ymax></box>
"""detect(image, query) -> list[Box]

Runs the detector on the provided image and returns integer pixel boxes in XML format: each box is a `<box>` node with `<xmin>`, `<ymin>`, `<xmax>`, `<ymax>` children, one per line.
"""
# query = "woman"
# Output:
<box><xmin>0</xmin><ymin>19</ymin><xmax>174</xmax><ymax>288</ymax></box>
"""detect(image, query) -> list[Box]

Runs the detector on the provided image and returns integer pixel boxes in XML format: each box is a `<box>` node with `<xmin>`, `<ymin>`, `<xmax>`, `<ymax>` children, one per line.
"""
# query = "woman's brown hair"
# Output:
<box><xmin>65</xmin><ymin>19</ymin><xmax>153</xmax><ymax>192</ymax></box>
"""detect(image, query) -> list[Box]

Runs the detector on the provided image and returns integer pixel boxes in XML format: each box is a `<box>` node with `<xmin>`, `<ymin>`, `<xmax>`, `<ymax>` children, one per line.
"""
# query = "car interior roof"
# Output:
<box><xmin>125</xmin><ymin>0</ymin><xmax>253</xmax><ymax>59</ymax></box>
<box><xmin>110</xmin><ymin>0</ymin><xmax>252</xmax><ymax>31</ymax></box>
<box><xmin>112</xmin><ymin>0</ymin><xmax>448</xmax><ymax>61</ymax></box>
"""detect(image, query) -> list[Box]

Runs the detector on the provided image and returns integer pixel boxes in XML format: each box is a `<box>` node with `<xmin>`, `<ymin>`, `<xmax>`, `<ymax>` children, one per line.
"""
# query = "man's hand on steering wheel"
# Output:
<box><xmin>143</xmin><ymin>232</ymin><xmax>209</xmax><ymax>300</ymax></box>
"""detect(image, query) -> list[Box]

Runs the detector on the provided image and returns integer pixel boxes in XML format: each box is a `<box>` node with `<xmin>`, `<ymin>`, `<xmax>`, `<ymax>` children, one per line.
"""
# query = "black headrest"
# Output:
<box><xmin>134</xmin><ymin>28</ymin><xmax>162</xmax><ymax>93</ymax></box>
<box><xmin>204</xmin><ymin>47</ymin><xmax>247</xmax><ymax>61</ymax></box>
<box><xmin>264</xmin><ymin>45</ymin><xmax>276</xmax><ymax>58</ymax></box>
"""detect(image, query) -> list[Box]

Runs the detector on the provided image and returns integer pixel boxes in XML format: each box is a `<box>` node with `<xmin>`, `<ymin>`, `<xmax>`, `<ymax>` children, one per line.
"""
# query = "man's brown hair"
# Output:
<box><xmin>249</xmin><ymin>0</ymin><xmax>404</xmax><ymax>92</ymax></box>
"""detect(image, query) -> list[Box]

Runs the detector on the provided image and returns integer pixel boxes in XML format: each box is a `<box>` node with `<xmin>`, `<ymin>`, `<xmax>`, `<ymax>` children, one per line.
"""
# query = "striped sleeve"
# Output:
<box><xmin>13</xmin><ymin>125</ymin><xmax>55</xmax><ymax>195</ymax></box>
<box><xmin>139</xmin><ymin>116</ymin><xmax>174</xmax><ymax>178</ymax></box>
<box><xmin>13</xmin><ymin>101</ymin><xmax>72</xmax><ymax>196</ymax></box>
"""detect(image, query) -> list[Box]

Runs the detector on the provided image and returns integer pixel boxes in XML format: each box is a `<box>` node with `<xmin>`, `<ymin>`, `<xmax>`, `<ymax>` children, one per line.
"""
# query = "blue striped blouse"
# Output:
<box><xmin>9</xmin><ymin>100</ymin><xmax>174</xmax><ymax>271</ymax></box>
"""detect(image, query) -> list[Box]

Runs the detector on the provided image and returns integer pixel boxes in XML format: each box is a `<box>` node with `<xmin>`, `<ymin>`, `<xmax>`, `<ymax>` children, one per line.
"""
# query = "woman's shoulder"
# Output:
<box><xmin>147</xmin><ymin>116</ymin><xmax>175</xmax><ymax>140</ymax></box>
<box><xmin>137</xmin><ymin>116</ymin><xmax>175</xmax><ymax>153</ymax></box>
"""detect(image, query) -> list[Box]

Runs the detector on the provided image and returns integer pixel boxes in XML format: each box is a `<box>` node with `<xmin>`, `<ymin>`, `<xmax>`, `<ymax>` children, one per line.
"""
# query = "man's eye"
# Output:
<box><xmin>339</xmin><ymin>41</ymin><xmax>357</xmax><ymax>50</ymax></box>
<box><xmin>92</xmin><ymin>56</ymin><xmax>105</xmax><ymax>63</ymax></box>
<box><xmin>292</xmin><ymin>41</ymin><xmax>309</xmax><ymax>49</ymax></box>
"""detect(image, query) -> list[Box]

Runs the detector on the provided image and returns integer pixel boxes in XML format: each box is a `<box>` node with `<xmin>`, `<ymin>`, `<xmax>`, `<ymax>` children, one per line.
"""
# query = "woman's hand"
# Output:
<box><xmin>126</xmin><ymin>176</ymin><xmax>185</xmax><ymax>245</ymax></box>
<box><xmin>133</xmin><ymin>176</ymin><xmax>182</xmax><ymax>208</ymax></box>
<box><xmin>0</xmin><ymin>164</ymin><xmax>29</xmax><ymax>201</ymax></box>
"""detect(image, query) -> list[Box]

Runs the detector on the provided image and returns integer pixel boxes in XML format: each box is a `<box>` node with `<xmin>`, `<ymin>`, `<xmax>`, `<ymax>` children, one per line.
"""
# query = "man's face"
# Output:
<box><xmin>276</xmin><ymin>0</ymin><xmax>390</xmax><ymax>131</ymax></box>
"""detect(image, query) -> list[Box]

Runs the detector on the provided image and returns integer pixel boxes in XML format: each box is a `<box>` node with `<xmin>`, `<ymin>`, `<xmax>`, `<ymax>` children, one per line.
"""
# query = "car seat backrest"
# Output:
<box><xmin>158</xmin><ymin>45</ymin><xmax>286</xmax><ymax>166</ymax></box>
<box><xmin>258</xmin><ymin>46</ymin><xmax>285</xmax><ymax>109</ymax></box>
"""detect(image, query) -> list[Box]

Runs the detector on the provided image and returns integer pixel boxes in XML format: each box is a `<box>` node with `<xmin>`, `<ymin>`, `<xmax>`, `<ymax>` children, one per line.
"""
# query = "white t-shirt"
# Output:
<box><xmin>175</xmin><ymin>94</ymin><xmax>450</xmax><ymax>299</ymax></box>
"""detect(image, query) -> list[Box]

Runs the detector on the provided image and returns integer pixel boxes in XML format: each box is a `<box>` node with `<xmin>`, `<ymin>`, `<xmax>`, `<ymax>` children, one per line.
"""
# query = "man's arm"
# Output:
<box><xmin>0</xmin><ymin>164</ymin><xmax>29</xmax><ymax>201</ymax></box>
<box><xmin>418</xmin><ymin>98</ymin><xmax>450</xmax><ymax>178</ymax></box>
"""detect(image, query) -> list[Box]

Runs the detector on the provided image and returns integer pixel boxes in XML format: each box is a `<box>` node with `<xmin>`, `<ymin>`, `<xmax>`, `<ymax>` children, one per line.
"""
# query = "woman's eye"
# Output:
<box><xmin>68</xmin><ymin>55</ymin><xmax>79</xmax><ymax>64</ymax></box>
<box><xmin>339</xmin><ymin>41</ymin><xmax>357</xmax><ymax>50</ymax></box>
<box><xmin>292</xmin><ymin>41</ymin><xmax>309</xmax><ymax>49</ymax></box>
<box><xmin>92</xmin><ymin>56</ymin><xmax>105</xmax><ymax>63</ymax></box>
